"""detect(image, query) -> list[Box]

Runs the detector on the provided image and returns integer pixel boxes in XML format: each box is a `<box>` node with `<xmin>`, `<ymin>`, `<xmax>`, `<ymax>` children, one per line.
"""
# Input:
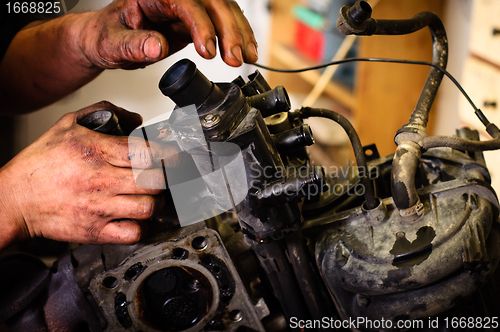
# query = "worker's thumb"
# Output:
<box><xmin>108</xmin><ymin>28</ymin><xmax>168</xmax><ymax>66</ymax></box>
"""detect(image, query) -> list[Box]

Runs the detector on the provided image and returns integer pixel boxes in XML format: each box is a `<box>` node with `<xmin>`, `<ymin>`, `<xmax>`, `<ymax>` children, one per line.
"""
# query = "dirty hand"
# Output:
<box><xmin>77</xmin><ymin>0</ymin><xmax>258</xmax><ymax>69</ymax></box>
<box><xmin>0</xmin><ymin>101</ymin><xmax>181</xmax><ymax>250</ymax></box>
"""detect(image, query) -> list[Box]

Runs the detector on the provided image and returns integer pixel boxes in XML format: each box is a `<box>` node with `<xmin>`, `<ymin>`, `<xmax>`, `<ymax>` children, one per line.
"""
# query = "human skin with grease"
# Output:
<box><xmin>0</xmin><ymin>0</ymin><xmax>258</xmax><ymax>251</ymax></box>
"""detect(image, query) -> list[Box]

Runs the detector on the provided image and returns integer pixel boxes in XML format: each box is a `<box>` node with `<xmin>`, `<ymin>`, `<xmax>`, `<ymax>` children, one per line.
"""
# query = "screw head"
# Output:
<box><xmin>356</xmin><ymin>294</ymin><xmax>370</xmax><ymax>307</ymax></box>
<box><xmin>186</xmin><ymin>279</ymin><xmax>200</xmax><ymax>292</ymax></box>
<box><xmin>192</xmin><ymin>236</ymin><xmax>208</xmax><ymax>250</ymax></box>
<box><xmin>229</xmin><ymin>310</ymin><xmax>243</xmax><ymax>322</ymax></box>
<box><xmin>202</xmin><ymin>114</ymin><xmax>221</xmax><ymax>129</ymax></box>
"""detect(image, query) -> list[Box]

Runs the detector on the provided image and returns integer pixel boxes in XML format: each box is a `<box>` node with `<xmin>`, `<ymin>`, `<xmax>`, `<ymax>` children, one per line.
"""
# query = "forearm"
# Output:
<box><xmin>0</xmin><ymin>0</ymin><xmax>259</xmax><ymax>115</ymax></box>
<box><xmin>0</xmin><ymin>12</ymin><xmax>102</xmax><ymax>115</ymax></box>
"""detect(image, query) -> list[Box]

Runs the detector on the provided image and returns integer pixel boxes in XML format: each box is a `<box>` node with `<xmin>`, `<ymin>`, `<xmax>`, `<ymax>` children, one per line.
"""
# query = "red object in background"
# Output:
<box><xmin>294</xmin><ymin>20</ymin><xmax>325</xmax><ymax>62</ymax></box>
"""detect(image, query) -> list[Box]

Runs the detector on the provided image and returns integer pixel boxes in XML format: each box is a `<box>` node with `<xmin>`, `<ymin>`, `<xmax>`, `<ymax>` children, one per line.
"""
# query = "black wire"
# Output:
<box><xmin>299</xmin><ymin>107</ymin><xmax>378</xmax><ymax>209</ymax></box>
<box><xmin>252</xmin><ymin>58</ymin><xmax>491</xmax><ymax>128</ymax></box>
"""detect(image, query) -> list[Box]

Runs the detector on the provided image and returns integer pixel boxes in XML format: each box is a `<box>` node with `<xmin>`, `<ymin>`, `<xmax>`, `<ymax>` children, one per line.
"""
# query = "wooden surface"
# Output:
<box><xmin>469</xmin><ymin>0</ymin><xmax>500</xmax><ymax>67</ymax></box>
<box><xmin>354</xmin><ymin>0</ymin><xmax>445</xmax><ymax>155</ymax></box>
<box><xmin>270</xmin><ymin>43</ymin><xmax>357</xmax><ymax>109</ymax></box>
<box><xmin>267</xmin><ymin>0</ymin><xmax>445</xmax><ymax>156</ymax></box>
<box><xmin>267</xmin><ymin>0</ymin><xmax>318</xmax><ymax>97</ymax></box>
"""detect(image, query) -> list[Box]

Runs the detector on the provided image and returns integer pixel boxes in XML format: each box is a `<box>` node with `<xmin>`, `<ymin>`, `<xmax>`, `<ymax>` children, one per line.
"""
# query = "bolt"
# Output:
<box><xmin>172</xmin><ymin>247</ymin><xmax>189</xmax><ymax>260</ymax></box>
<box><xmin>469</xmin><ymin>194</ymin><xmax>478</xmax><ymax>211</ymax></box>
<box><xmin>335</xmin><ymin>256</ymin><xmax>348</xmax><ymax>267</ymax></box>
<box><xmin>102</xmin><ymin>276</ymin><xmax>118</xmax><ymax>289</ymax></box>
<box><xmin>202</xmin><ymin>114</ymin><xmax>221</xmax><ymax>129</ymax></box>
<box><xmin>357</xmin><ymin>294</ymin><xmax>370</xmax><ymax>307</ymax></box>
<box><xmin>335</xmin><ymin>243</ymin><xmax>349</xmax><ymax>267</ymax></box>
<box><xmin>192</xmin><ymin>236</ymin><xmax>208</xmax><ymax>250</ymax></box>
<box><xmin>186</xmin><ymin>279</ymin><xmax>200</xmax><ymax>292</ymax></box>
<box><xmin>348</xmin><ymin>1</ymin><xmax>372</xmax><ymax>24</ymax></box>
<box><xmin>229</xmin><ymin>310</ymin><xmax>243</xmax><ymax>322</ymax></box>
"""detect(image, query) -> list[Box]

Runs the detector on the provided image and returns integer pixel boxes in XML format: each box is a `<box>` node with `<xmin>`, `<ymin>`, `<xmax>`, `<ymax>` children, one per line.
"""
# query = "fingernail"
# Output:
<box><xmin>144</xmin><ymin>36</ymin><xmax>162</xmax><ymax>60</ymax></box>
<box><xmin>247</xmin><ymin>43</ymin><xmax>258</xmax><ymax>60</ymax></box>
<box><xmin>231</xmin><ymin>45</ymin><xmax>244</xmax><ymax>64</ymax></box>
<box><xmin>206</xmin><ymin>38</ymin><xmax>216</xmax><ymax>58</ymax></box>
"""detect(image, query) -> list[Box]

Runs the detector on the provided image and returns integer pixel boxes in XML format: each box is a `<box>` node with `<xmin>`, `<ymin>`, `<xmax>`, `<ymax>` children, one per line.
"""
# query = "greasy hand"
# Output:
<box><xmin>78</xmin><ymin>0</ymin><xmax>258</xmax><ymax>69</ymax></box>
<box><xmin>0</xmin><ymin>101</ymin><xmax>182</xmax><ymax>248</ymax></box>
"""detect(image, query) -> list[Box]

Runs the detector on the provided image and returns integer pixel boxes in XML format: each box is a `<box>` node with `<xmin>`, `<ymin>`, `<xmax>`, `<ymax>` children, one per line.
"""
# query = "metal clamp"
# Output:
<box><xmin>399</xmin><ymin>198</ymin><xmax>424</xmax><ymax>219</ymax></box>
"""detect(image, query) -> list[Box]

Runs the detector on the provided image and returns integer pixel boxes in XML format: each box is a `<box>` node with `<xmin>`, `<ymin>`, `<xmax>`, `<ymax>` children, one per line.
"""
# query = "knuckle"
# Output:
<box><xmin>96</xmin><ymin>48</ymin><xmax>125</xmax><ymax>68</ymax></box>
<box><xmin>154</xmin><ymin>171</ymin><xmax>166</xmax><ymax>190</ymax></box>
<box><xmin>60</xmin><ymin>112</ymin><xmax>75</xmax><ymax>123</ymax></box>
<box><xmin>122</xmin><ymin>34</ymin><xmax>140</xmax><ymax>60</ymax></box>
<box><xmin>140</xmin><ymin>198</ymin><xmax>155</xmax><ymax>219</ymax></box>
<box><xmin>148</xmin><ymin>169</ymin><xmax>166</xmax><ymax>190</ymax></box>
<box><xmin>135</xmin><ymin>169</ymin><xmax>165</xmax><ymax>190</ymax></box>
<box><xmin>55</xmin><ymin>113</ymin><xmax>76</xmax><ymax>129</ymax></box>
<box><xmin>83</xmin><ymin>223</ymin><xmax>103</xmax><ymax>243</ymax></box>
<box><xmin>80</xmin><ymin>201</ymin><xmax>109</xmax><ymax>218</ymax></box>
<box><xmin>130</xmin><ymin>144</ymin><xmax>154</xmax><ymax>168</ymax></box>
<box><xmin>244</xmin><ymin>27</ymin><xmax>256</xmax><ymax>41</ymax></box>
<box><xmin>81</xmin><ymin>145</ymin><xmax>104</xmax><ymax>166</ymax></box>
<box><xmin>94</xmin><ymin>100</ymin><xmax>116</xmax><ymax>110</ymax></box>
<box><xmin>228</xmin><ymin>0</ymin><xmax>241</xmax><ymax>11</ymax></box>
<box><xmin>229</xmin><ymin>21</ymin><xmax>243</xmax><ymax>38</ymax></box>
<box><xmin>94</xmin><ymin>29</ymin><xmax>122</xmax><ymax>68</ymax></box>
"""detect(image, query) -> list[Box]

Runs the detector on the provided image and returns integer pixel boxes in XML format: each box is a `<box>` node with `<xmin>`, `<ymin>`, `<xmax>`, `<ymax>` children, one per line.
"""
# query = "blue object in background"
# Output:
<box><xmin>294</xmin><ymin>0</ymin><xmax>357</xmax><ymax>89</ymax></box>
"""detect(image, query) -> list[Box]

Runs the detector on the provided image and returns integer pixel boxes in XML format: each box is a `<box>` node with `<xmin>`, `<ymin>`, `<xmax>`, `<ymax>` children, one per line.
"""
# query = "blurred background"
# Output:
<box><xmin>8</xmin><ymin>0</ymin><xmax>500</xmax><ymax>192</ymax></box>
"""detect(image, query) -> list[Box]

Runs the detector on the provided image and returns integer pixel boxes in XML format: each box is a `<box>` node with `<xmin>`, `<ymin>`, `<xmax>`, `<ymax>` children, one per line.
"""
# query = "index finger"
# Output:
<box><xmin>227</xmin><ymin>0</ymin><xmax>258</xmax><ymax>63</ymax></box>
<box><xmin>203</xmin><ymin>0</ymin><xmax>258</xmax><ymax>64</ymax></box>
<box><xmin>98</xmin><ymin>135</ymin><xmax>185</xmax><ymax>169</ymax></box>
<box><xmin>139</xmin><ymin>0</ymin><xmax>218</xmax><ymax>60</ymax></box>
<box><xmin>201</xmin><ymin>0</ymin><xmax>249</xmax><ymax>66</ymax></box>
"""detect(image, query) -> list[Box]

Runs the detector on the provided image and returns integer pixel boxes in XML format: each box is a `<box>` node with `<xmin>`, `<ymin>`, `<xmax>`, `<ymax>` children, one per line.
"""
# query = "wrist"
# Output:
<box><xmin>60</xmin><ymin>12</ymin><xmax>102</xmax><ymax>71</ymax></box>
<box><xmin>0</xmin><ymin>165</ymin><xmax>29</xmax><ymax>252</ymax></box>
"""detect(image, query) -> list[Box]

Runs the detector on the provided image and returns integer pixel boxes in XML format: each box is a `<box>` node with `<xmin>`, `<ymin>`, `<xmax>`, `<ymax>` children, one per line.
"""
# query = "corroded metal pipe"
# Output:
<box><xmin>337</xmin><ymin>1</ymin><xmax>448</xmax><ymax>215</ymax></box>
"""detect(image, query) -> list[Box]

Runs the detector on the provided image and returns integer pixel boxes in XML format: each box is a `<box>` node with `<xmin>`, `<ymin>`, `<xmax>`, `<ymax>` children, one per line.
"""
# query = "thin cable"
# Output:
<box><xmin>252</xmin><ymin>58</ymin><xmax>490</xmax><ymax>128</ymax></box>
<box><xmin>299</xmin><ymin>107</ymin><xmax>378</xmax><ymax>209</ymax></box>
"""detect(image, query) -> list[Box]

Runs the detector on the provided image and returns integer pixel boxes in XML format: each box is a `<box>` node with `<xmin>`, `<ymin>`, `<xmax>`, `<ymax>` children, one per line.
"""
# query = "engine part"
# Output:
<box><xmin>89</xmin><ymin>224</ymin><xmax>265</xmax><ymax>331</ymax></box>
<box><xmin>155</xmin><ymin>59</ymin><xmax>331</xmax><ymax>324</ymax></box>
<box><xmin>337</xmin><ymin>1</ymin><xmax>447</xmax><ymax>131</ymax></box>
<box><xmin>156</xmin><ymin>58</ymin><xmax>326</xmax><ymax>242</ymax></box>
<box><xmin>79</xmin><ymin>109</ymin><xmax>124</xmax><ymax>135</ymax></box>
<box><xmin>338</xmin><ymin>0</ymin><xmax>448</xmax><ymax>217</ymax></box>
<box><xmin>309</xmin><ymin>144</ymin><xmax>500</xmax><ymax>328</ymax></box>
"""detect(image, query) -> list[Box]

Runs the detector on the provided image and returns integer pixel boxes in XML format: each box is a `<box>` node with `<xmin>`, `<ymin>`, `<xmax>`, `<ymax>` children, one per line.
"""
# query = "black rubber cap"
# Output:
<box><xmin>79</xmin><ymin>110</ymin><xmax>124</xmax><ymax>135</ymax></box>
<box><xmin>348</xmin><ymin>1</ymin><xmax>372</xmax><ymax>24</ymax></box>
<box><xmin>159</xmin><ymin>58</ymin><xmax>221</xmax><ymax>108</ymax></box>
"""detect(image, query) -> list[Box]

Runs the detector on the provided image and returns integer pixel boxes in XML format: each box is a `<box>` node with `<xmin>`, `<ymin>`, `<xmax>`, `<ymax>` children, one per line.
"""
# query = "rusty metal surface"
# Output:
<box><xmin>310</xmin><ymin>147</ymin><xmax>500</xmax><ymax>327</ymax></box>
<box><xmin>89</xmin><ymin>225</ymin><xmax>265</xmax><ymax>332</ymax></box>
